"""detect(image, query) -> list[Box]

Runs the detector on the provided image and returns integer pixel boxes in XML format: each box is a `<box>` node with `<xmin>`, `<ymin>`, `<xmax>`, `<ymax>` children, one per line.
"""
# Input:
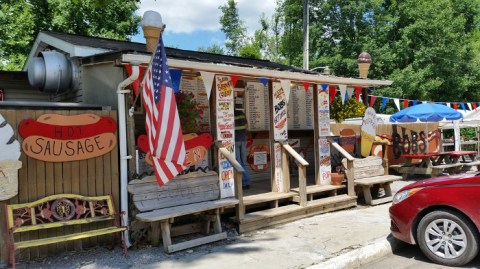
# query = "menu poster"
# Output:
<box><xmin>180</xmin><ymin>75</ymin><xmax>211</xmax><ymax>132</ymax></box>
<box><xmin>273</xmin><ymin>142</ymin><xmax>284</xmax><ymax>192</ymax></box>
<box><xmin>318</xmin><ymin>90</ymin><xmax>330</xmax><ymax>136</ymax></box>
<box><xmin>272</xmin><ymin>82</ymin><xmax>288</xmax><ymax>141</ymax></box>
<box><xmin>215</xmin><ymin>76</ymin><xmax>235</xmax><ymax>141</ymax></box>
<box><xmin>215</xmin><ymin>75</ymin><xmax>235</xmax><ymax>198</ymax></box>
<box><xmin>218</xmin><ymin>141</ymin><xmax>235</xmax><ymax>198</ymax></box>
<box><xmin>245</xmin><ymin>81</ymin><xmax>269</xmax><ymax>131</ymax></box>
<box><xmin>287</xmin><ymin>84</ymin><xmax>314</xmax><ymax>130</ymax></box>
<box><xmin>318</xmin><ymin>138</ymin><xmax>332</xmax><ymax>185</ymax></box>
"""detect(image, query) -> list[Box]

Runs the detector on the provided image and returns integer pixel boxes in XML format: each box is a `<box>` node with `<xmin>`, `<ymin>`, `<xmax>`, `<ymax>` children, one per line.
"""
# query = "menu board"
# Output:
<box><xmin>179</xmin><ymin>75</ymin><xmax>211</xmax><ymax>132</ymax></box>
<box><xmin>287</xmin><ymin>84</ymin><xmax>314</xmax><ymax>130</ymax></box>
<box><xmin>245</xmin><ymin>81</ymin><xmax>270</xmax><ymax>131</ymax></box>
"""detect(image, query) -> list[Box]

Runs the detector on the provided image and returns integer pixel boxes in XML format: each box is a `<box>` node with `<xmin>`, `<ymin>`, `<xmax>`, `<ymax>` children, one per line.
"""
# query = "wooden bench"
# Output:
<box><xmin>128</xmin><ymin>171</ymin><xmax>238</xmax><ymax>253</ymax></box>
<box><xmin>5</xmin><ymin>194</ymin><xmax>127</xmax><ymax>269</ymax></box>
<box><xmin>343</xmin><ymin>156</ymin><xmax>402</xmax><ymax>205</ymax></box>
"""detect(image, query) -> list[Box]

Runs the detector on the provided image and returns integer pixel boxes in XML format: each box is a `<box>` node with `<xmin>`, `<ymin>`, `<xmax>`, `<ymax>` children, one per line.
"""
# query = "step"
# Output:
<box><xmin>290</xmin><ymin>184</ymin><xmax>345</xmax><ymax>195</ymax></box>
<box><xmin>243</xmin><ymin>192</ymin><xmax>295</xmax><ymax>206</ymax></box>
<box><xmin>239</xmin><ymin>194</ymin><xmax>357</xmax><ymax>233</ymax></box>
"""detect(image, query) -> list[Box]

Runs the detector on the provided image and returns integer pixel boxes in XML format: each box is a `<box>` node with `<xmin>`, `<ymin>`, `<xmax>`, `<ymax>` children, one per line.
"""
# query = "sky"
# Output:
<box><xmin>131</xmin><ymin>0</ymin><xmax>277</xmax><ymax>51</ymax></box>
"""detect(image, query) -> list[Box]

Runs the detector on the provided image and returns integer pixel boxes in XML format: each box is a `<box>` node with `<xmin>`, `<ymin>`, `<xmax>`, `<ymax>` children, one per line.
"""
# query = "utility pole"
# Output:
<box><xmin>303</xmin><ymin>0</ymin><xmax>309</xmax><ymax>70</ymax></box>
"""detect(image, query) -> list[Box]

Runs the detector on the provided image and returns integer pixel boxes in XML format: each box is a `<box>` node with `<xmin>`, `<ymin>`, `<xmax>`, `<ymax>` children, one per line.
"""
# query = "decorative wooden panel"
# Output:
<box><xmin>0</xmin><ymin>109</ymin><xmax>119</xmax><ymax>264</ymax></box>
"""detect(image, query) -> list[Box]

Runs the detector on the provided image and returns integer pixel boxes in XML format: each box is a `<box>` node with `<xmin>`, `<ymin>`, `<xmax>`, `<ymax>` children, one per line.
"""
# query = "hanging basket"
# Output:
<box><xmin>0</xmin><ymin>160</ymin><xmax>22</xmax><ymax>200</ymax></box>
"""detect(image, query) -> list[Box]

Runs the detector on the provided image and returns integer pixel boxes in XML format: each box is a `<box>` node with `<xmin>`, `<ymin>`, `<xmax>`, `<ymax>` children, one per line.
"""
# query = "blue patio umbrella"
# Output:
<box><xmin>389</xmin><ymin>103</ymin><xmax>463</xmax><ymax>123</ymax></box>
<box><xmin>389</xmin><ymin>103</ymin><xmax>463</xmax><ymax>152</ymax></box>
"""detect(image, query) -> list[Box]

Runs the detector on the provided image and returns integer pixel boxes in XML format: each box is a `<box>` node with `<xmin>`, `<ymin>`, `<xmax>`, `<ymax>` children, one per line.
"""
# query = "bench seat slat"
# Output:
<box><xmin>136</xmin><ymin>198</ymin><xmax>238</xmax><ymax>222</ymax></box>
<box><xmin>14</xmin><ymin>226</ymin><xmax>127</xmax><ymax>249</ymax></box>
<box><xmin>354</xmin><ymin>175</ymin><xmax>402</xmax><ymax>186</ymax></box>
<box><xmin>13</xmin><ymin>216</ymin><xmax>115</xmax><ymax>233</ymax></box>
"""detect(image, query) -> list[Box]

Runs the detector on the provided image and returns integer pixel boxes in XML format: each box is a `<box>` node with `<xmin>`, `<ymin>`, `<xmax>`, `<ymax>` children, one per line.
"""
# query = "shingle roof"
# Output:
<box><xmin>43</xmin><ymin>31</ymin><xmax>313</xmax><ymax>74</ymax></box>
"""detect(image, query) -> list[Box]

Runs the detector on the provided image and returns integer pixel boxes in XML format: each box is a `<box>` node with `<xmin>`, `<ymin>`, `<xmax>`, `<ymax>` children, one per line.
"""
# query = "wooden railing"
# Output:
<box><xmin>217</xmin><ymin>146</ymin><xmax>245</xmax><ymax>222</ymax></box>
<box><xmin>282</xmin><ymin>143</ymin><xmax>309</xmax><ymax>206</ymax></box>
<box><xmin>330</xmin><ymin>141</ymin><xmax>355</xmax><ymax>196</ymax></box>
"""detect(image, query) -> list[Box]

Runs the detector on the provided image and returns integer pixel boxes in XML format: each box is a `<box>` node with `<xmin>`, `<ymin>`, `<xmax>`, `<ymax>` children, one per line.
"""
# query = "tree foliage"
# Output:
<box><xmin>217</xmin><ymin>0</ymin><xmax>480</xmax><ymax>104</ymax></box>
<box><xmin>0</xmin><ymin>0</ymin><xmax>141</xmax><ymax>70</ymax></box>
<box><xmin>219</xmin><ymin>0</ymin><xmax>247</xmax><ymax>56</ymax></box>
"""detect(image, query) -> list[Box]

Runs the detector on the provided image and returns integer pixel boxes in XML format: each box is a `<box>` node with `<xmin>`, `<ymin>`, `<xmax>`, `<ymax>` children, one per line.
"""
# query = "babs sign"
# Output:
<box><xmin>19</xmin><ymin>114</ymin><xmax>117</xmax><ymax>162</ymax></box>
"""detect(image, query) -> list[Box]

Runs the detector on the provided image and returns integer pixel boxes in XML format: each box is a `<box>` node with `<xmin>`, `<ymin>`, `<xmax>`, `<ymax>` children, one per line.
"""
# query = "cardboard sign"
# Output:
<box><xmin>272</xmin><ymin>82</ymin><xmax>288</xmax><ymax>141</ymax></box>
<box><xmin>318</xmin><ymin>138</ymin><xmax>332</xmax><ymax>185</ymax></box>
<box><xmin>18</xmin><ymin>114</ymin><xmax>117</xmax><ymax>162</ymax></box>
<box><xmin>317</xmin><ymin>90</ymin><xmax>330</xmax><ymax>136</ymax></box>
<box><xmin>215</xmin><ymin>75</ymin><xmax>235</xmax><ymax>198</ymax></box>
<box><xmin>273</xmin><ymin>142</ymin><xmax>284</xmax><ymax>192</ymax></box>
<box><xmin>360</xmin><ymin>108</ymin><xmax>377</xmax><ymax>157</ymax></box>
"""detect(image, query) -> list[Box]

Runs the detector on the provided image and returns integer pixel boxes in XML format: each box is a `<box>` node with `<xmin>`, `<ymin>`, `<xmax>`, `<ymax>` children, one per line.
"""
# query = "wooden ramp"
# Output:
<box><xmin>238</xmin><ymin>194</ymin><xmax>357</xmax><ymax>233</ymax></box>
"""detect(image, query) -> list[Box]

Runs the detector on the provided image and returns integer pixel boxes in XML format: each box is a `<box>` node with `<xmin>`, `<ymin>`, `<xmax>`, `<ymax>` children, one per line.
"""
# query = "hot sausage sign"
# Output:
<box><xmin>18</xmin><ymin>114</ymin><xmax>117</xmax><ymax>162</ymax></box>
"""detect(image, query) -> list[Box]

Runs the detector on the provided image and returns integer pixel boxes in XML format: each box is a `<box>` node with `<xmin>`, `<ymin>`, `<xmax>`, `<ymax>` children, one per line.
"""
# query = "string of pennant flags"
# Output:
<box><xmin>125</xmin><ymin>65</ymin><xmax>477</xmax><ymax>113</ymax></box>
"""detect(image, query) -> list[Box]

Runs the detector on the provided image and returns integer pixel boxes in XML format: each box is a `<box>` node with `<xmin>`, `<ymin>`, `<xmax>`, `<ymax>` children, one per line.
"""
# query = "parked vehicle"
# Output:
<box><xmin>389</xmin><ymin>173</ymin><xmax>480</xmax><ymax>266</ymax></box>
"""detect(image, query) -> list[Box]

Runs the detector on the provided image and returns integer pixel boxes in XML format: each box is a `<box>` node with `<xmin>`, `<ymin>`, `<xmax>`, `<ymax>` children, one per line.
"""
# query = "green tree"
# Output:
<box><xmin>198</xmin><ymin>44</ymin><xmax>226</xmax><ymax>55</ymax></box>
<box><xmin>0</xmin><ymin>0</ymin><xmax>141</xmax><ymax>70</ymax></box>
<box><xmin>219</xmin><ymin>0</ymin><xmax>247</xmax><ymax>56</ymax></box>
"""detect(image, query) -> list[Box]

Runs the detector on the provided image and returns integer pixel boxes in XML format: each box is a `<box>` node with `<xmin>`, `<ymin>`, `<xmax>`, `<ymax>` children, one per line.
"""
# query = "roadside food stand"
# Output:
<box><xmin>0</xmin><ymin>27</ymin><xmax>393</xmax><ymax>262</ymax></box>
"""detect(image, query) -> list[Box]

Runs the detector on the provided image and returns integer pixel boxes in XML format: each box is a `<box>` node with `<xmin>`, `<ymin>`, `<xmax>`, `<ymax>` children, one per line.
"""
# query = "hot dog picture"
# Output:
<box><xmin>18</xmin><ymin>113</ymin><xmax>117</xmax><ymax>162</ymax></box>
<box><xmin>137</xmin><ymin>132</ymin><xmax>213</xmax><ymax>167</ymax></box>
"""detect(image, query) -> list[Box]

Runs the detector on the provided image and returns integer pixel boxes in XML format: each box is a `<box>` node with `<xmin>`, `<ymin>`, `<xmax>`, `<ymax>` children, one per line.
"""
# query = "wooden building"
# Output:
<box><xmin>0</xmin><ymin>30</ymin><xmax>393</xmax><ymax>263</ymax></box>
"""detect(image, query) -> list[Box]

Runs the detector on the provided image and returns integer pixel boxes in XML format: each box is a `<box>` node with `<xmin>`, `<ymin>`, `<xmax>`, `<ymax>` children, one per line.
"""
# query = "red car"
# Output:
<box><xmin>390</xmin><ymin>173</ymin><xmax>480</xmax><ymax>266</ymax></box>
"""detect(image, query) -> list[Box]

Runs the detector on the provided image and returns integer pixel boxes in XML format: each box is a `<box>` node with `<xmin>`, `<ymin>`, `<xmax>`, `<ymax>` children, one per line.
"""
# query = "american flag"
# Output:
<box><xmin>142</xmin><ymin>35</ymin><xmax>186</xmax><ymax>186</ymax></box>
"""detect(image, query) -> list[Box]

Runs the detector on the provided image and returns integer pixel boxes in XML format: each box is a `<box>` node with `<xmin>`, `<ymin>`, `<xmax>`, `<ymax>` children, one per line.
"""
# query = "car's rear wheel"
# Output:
<box><xmin>417</xmin><ymin>210</ymin><xmax>479</xmax><ymax>266</ymax></box>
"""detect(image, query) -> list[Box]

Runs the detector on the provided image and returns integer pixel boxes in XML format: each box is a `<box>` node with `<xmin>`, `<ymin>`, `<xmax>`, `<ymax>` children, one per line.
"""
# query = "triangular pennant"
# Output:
<box><xmin>258</xmin><ymin>78</ymin><xmax>269</xmax><ymax>86</ymax></box>
<box><xmin>446</xmin><ymin>102</ymin><xmax>451</xmax><ymax>108</ymax></box>
<box><xmin>199</xmin><ymin>71</ymin><xmax>215</xmax><ymax>100</ymax></box>
<box><xmin>369</xmin><ymin>95</ymin><xmax>377</xmax><ymax>107</ymax></box>
<box><xmin>346</xmin><ymin>87</ymin><xmax>354</xmax><ymax>99</ymax></box>
<box><xmin>303</xmin><ymin>82</ymin><xmax>310</xmax><ymax>92</ymax></box>
<box><xmin>467</xmin><ymin>103</ymin><xmax>472</xmax><ymax>111</ymax></box>
<box><xmin>125</xmin><ymin>65</ymin><xmax>146</xmax><ymax>96</ymax></box>
<box><xmin>355</xmin><ymin>86</ymin><xmax>362</xmax><ymax>101</ymax></box>
<box><xmin>453</xmin><ymin>103</ymin><xmax>458</xmax><ymax>110</ymax></box>
<box><xmin>403</xmin><ymin>99</ymin><xmax>409</xmax><ymax>109</ymax></box>
<box><xmin>339</xmin><ymin>85</ymin><xmax>347</xmax><ymax>104</ymax></box>
<box><xmin>394</xmin><ymin>98</ymin><xmax>400</xmax><ymax>111</ymax></box>
<box><xmin>381</xmin><ymin>97</ymin><xmax>388</xmax><ymax>111</ymax></box>
<box><xmin>422</xmin><ymin>101</ymin><xmax>428</xmax><ymax>104</ymax></box>
<box><xmin>280</xmin><ymin>79</ymin><xmax>291</xmax><ymax>103</ymax></box>
<box><xmin>473</xmin><ymin>102</ymin><xmax>477</xmax><ymax>109</ymax></box>
<box><xmin>329</xmin><ymin>85</ymin><xmax>338</xmax><ymax>103</ymax></box>
<box><xmin>169</xmin><ymin>69</ymin><xmax>182</xmax><ymax>93</ymax></box>
<box><xmin>230</xmin><ymin>75</ymin><xmax>241</xmax><ymax>87</ymax></box>
<box><xmin>412</xmin><ymin>100</ymin><xmax>417</xmax><ymax>106</ymax></box>
<box><xmin>321</xmin><ymin>84</ymin><xmax>328</xmax><ymax>91</ymax></box>
<box><xmin>460</xmin><ymin>103</ymin><xmax>466</xmax><ymax>111</ymax></box>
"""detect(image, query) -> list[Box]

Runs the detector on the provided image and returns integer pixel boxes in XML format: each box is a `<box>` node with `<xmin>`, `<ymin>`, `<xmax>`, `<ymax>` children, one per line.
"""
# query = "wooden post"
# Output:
<box><xmin>312</xmin><ymin>84</ymin><xmax>320</xmax><ymax>185</ymax></box>
<box><xmin>234</xmin><ymin>170</ymin><xmax>245</xmax><ymax>222</ymax></box>
<box><xmin>160</xmin><ymin>220</ymin><xmax>172</xmax><ymax>252</ymax></box>
<box><xmin>298</xmin><ymin>165</ymin><xmax>307</xmax><ymax>206</ymax></box>
<box><xmin>346</xmin><ymin>160</ymin><xmax>355</xmax><ymax>196</ymax></box>
<box><xmin>281</xmin><ymin>145</ymin><xmax>290</xmax><ymax>192</ymax></box>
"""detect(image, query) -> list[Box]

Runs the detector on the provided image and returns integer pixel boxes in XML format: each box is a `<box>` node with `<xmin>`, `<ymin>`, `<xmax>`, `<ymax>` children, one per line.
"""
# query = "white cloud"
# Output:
<box><xmin>137</xmin><ymin>0</ymin><xmax>277</xmax><ymax>34</ymax></box>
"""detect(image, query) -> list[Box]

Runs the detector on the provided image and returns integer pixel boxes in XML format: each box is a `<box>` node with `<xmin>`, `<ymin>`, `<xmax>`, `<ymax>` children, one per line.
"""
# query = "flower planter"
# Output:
<box><xmin>0</xmin><ymin>160</ymin><xmax>22</xmax><ymax>200</ymax></box>
<box><xmin>331</xmin><ymin>172</ymin><xmax>344</xmax><ymax>186</ymax></box>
